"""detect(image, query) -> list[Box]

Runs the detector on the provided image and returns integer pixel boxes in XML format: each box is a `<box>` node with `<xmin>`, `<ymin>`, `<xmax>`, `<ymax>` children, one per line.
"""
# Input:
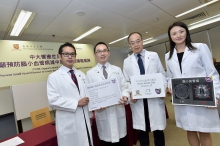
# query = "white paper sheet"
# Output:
<box><xmin>85</xmin><ymin>78</ymin><xmax>122</xmax><ymax>111</ymax></box>
<box><xmin>130</xmin><ymin>73</ymin><xmax>165</xmax><ymax>99</ymax></box>
<box><xmin>0</xmin><ymin>136</ymin><xmax>24</xmax><ymax>146</ymax></box>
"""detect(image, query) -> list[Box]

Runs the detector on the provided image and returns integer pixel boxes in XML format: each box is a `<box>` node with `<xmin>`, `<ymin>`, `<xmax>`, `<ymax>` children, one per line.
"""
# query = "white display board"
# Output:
<box><xmin>11</xmin><ymin>81</ymin><xmax>50</xmax><ymax>120</ymax></box>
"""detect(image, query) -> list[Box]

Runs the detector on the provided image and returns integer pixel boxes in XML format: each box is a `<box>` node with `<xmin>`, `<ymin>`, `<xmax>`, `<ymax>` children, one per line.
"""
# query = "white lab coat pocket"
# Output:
<box><xmin>117</xmin><ymin>105</ymin><xmax>125</xmax><ymax>118</ymax></box>
<box><xmin>57</xmin><ymin>114</ymin><xmax>76</xmax><ymax>135</ymax></box>
<box><xmin>148</xmin><ymin>63</ymin><xmax>158</xmax><ymax>73</ymax></box>
<box><xmin>95</xmin><ymin>110</ymin><xmax>107</xmax><ymax>120</ymax></box>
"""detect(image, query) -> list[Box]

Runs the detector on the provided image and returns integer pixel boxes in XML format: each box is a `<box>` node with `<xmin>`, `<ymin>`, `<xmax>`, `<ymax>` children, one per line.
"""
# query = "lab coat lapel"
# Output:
<box><xmin>74</xmin><ymin>70</ymin><xmax>82</xmax><ymax>90</ymax></box>
<box><xmin>182</xmin><ymin>46</ymin><xmax>191</xmax><ymax>62</ymax></box>
<box><xmin>59</xmin><ymin>69</ymin><xmax>75</xmax><ymax>86</ymax></box>
<box><xmin>130</xmin><ymin>53</ymin><xmax>139</xmax><ymax>68</ymax></box>
<box><xmin>144</xmin><ymin>50</ymin><xmax>151</xmax><ymax>72</ymax></box>
<box><xmin>94</xmin><ymin>65</ymin><xmax>105</xmax><ymax>80</ymax></box>
<box><xmin>172</xmin><ymin>49</ymin><xmax>179</xmax><ymax>63</ymax></box>
<box><xmin>108</xmin><ymin>64</ymin><xmax>114</xmax><ymax>78</ymax></box>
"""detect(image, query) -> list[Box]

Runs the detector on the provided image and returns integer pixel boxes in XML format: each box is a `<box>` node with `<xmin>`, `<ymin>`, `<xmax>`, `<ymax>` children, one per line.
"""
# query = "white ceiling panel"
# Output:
<box><xmin>151</xmin><ymin>0</ymin><xmax>184</xmax><ymax>12</ymax></box>
<box><xmin>0</xmin><ymin>24</ymin><xmax>8</xmax><ymax>39</ymax></box>
<box><xmin>86</xmin><ymin>10</ymin><xmax>139</xmax><ymax>31</ymax></box>
<box><xmin>106</xmin><ymin>0</ymin><xmax>149</xmax><ymax>16</ymax></box>
<box><xmin>17</xmin><ymin>0</ymin><xmax>72</xmax><ymax>16</ymax></box>
<box><xmin>0</xmin><ymin>0</ymin><xmax>19</xmax><ymax>8</ymax></box>
<box><xmin>39</xmin><ymin>0</ymin><xmax>102</xmax><ymax>39</ymax></box>
<box><xmin>141</xmin><ymin>12</ymin><xmax>177</xmax><ymax>30</ymax></box>
<box><xmin>24</xmin><ymin>14</ymin><xmax>55</xmax><ymax>35</ymax></box>
<box><xmin>0</xmin><ymin>5</ymin><xmax>15</xmax><ymax>25</ymax></box>
<box><xmin>0</xmin><ymin>24</ymin><xmax>8</xmax><ymax>32</ymax></box>
<box><xmin>0</xmin><ymin>32</ymin><xmax>5</xmax><ymax>39</ymax></box>
<box><xmin>79</xmin><ymin>0</ymin><xmax>117</xmax><ymax>9</ymax></box>
<box><xmin>126</xmin><ymin>2</ymin><xmax>163</xmax><ymax>23</ymax></box>
<box><xmin>164</xmin><ymin>0</ymin><xmax>201</xmax><ymax>16</ymax></box>
<box><xmin>35</xmin><ymin>34</ymin><xmax>63</xmax><ymax>42</ymax></box>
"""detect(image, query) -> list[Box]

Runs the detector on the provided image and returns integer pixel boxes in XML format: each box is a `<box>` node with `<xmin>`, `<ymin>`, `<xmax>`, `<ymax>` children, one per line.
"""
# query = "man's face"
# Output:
<box><xmin>94</xmin><ymin>44</ymin><xmax>110</xmax><ymax>65</ymax></box>
<box><xmin>129</xmin><ymin>33</ymin><xmax>143</xmax><ymax>54</ymax></box>
<box><xmin>59</xmin><ymin>46</ymin><xmax>76</xmax><ymax>69</ymax></box>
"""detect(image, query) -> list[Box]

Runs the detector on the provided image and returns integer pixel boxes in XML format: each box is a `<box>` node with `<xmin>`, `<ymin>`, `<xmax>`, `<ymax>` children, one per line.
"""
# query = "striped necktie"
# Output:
<box><xmin>69</xmin><ymin>69</ymin><xmax>79</xmax><ymax>90</ymax></box>
<box><xmin>103</xmin><ymin>66</ymin><xmax>108</xmax><ymax>79</ymax></box>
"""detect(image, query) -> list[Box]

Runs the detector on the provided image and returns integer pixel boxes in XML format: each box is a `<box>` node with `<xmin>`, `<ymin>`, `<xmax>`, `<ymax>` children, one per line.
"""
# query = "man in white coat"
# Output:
<box><xmin>86</xmin><ymin>42</ymin><xmax>129</xmax><ymax>146</ymax></box>
<box><xmin>123</xmin><ymin>32</ymin><xmax>167</xmax><ymax>146</ymax></box>
<box><xmin>47</xmin><ymin>42</ymin><xmax>93</xmax><ymax>146</ymax></box>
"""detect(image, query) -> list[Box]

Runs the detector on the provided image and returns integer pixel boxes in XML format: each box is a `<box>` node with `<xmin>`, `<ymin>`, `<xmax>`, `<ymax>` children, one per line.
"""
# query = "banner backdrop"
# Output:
<box><xmin>0</xmin><ymin>40</ymin><xmax>96</xmax><ymax>87</ymax></box>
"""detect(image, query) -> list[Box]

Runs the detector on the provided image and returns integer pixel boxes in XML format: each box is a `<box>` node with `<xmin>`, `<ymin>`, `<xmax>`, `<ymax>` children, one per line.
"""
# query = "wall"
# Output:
<box><xmin>0</xmin><ymin>87</ymin><xmax>13</xmax><ymax>115</ymax></box>
<box><xmin>108</xmin><ymin>48</ymin><xmax>128</xmax><ymax>69</ymax></box>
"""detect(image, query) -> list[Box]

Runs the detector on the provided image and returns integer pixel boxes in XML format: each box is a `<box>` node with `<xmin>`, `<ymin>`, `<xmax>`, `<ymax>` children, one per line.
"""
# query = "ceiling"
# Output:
<box><xmin>0</xmin><ymin>0</ymin><xmax>220</xmax><ymax>49</ymax></box>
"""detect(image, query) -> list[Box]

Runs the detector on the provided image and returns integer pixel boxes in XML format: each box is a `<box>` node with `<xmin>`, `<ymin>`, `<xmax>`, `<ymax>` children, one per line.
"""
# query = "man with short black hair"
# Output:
<box><xmin>47</xmin><ymin>42</ymin><xmax>93</xmax><ymax>146</ymax></box>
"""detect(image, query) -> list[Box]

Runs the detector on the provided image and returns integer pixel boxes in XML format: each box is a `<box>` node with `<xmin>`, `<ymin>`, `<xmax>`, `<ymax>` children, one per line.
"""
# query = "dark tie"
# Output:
<box><xmin>69</xmin><ymin>69</ymin><xmax>92</xmax><ymax>146</ymax></box>
<box><xmin>103</xmin><ymin>66</ymin><xmax>108</xmax><ymax>79</ymax></box>
<box><xmin>69</xmin><ymin>69</ymin><xmax>79</xmax><ymax>90</ymax></box>
<box><xmin>137</xmin><ymin>54</ymin><xmax>149</xmax><ymax>122</ymax></box>
<box><xmin>137</xmin><ymin>54</ymin><xmax>145</xmax><ymax>75</ymax></box>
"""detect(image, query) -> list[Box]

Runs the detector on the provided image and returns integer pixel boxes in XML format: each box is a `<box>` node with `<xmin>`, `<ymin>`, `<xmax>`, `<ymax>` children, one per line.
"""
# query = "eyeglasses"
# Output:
<box><xmin>129</xmin><ymin>40</ymin><xmax>142</xmax><ymax>46</ymax></box>
<box><xmin>95</xmin><ymin>49</ymin><xmax>109</xmax><ymax>54</ymax></box>
<box><xmin>62</xmin><ymin>52</ymin><xmax>76</xmax><ymax>57</ymax></box>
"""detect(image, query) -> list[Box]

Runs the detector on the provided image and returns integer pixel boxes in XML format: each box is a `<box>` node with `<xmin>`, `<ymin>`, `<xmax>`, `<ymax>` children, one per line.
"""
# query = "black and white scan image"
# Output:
<box><xmin>172</xmin><ymin>77</ymin><xmax>215</xmax><ymax>106</ymax></box>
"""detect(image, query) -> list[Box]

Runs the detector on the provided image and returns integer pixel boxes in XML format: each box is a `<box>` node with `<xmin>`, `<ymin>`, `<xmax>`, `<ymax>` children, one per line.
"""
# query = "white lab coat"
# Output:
<box><xmin>123</xmin><ymin>49</ymin><xmax>167</xmax><ymax>131</ymax></box>
<box><xmin>47</xmin><ymin>65</ymin><xmax>93</xmax><ymax>146</ymax></box>
<box><xmin>165</xmin><ymin>43</ymin><xmax>220</xmax><ymax>132</ymax></box>
<box><xmin>86</xmin><ymin>63</ymin><xmax>129</xmax><ymax>143</ymax></box>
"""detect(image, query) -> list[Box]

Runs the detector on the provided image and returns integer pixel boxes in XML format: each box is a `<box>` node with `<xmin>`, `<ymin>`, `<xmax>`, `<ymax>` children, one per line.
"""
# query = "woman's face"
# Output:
<box><xmin>170</xmin><ymin>26</ymin><xmax>187</xmax><ymax>45</ymax></box>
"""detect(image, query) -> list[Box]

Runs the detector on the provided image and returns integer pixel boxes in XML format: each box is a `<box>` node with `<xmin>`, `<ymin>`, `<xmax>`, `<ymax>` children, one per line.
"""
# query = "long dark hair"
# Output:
<box><xmin>168</xmin><ymin>21</ymin><xmax>196</xmax><ymax>59</ymax></box>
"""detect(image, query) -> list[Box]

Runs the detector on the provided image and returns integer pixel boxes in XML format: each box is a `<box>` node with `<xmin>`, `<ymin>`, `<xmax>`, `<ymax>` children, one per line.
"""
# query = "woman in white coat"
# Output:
<box><xmin>165</xmin><ymin>22</ymin><xmax>220</xmax><ymax>146</ymax></box>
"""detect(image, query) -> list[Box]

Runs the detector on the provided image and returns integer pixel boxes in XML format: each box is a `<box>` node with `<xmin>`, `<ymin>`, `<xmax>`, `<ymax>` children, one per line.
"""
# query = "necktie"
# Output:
<box><xmin>69</xmin><ymin>69</ymin><xmax>79</xmax><ymax>90</ymax></box>
<box><xmin>69</xmin><ymin>69</ymin><xmax>92</xmax><ymax>146</ymax></box>
<box><xmin>137</xmin><ymin>54</ymin><xmax>149</xmax><ymax>120</ymax></box>
<box><xmin>103</xmin><ymin>66</ymin><xmax>108</xmax><ymax>79</ymax></box>
<box><xmin>137</xmin><ymin>54</ymin><xmax>145</xmax><ymax>74</ymax></box>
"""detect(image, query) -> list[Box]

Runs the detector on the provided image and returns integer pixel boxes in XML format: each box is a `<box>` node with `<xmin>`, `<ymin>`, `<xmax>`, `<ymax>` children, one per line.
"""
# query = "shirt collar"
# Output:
<box><xmin>97</xmin><ymin>62</ymin><xmax>109</xmax><ymax>70</ymax></box>
<box><xmin>61</xmin><ymin>65</ymin><xmax>76</xmax><ymax>73</ymax></box>
<box><xmin>134</xmin><ymin>49</ymin><xmax>145</xmax><ymax>58</ymax></box>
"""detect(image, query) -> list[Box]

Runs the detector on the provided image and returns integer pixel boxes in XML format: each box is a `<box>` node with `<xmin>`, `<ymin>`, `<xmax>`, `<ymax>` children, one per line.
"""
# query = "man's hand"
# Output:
<box><xmin>97</xmin><ymin>107</ymin><xmax>106</xmax><ymax>111</ymax></box>
<box><xmin>130</xmin><ymin>93</ymin><xmax>137</xmax><ymax>103</ymax></box>
<box><xmin>118</xmin><ymin>96</ymin><xmax>127</xmax><ymax>105</ymax></box>
<box><xmin>78</xmin><ymin>97</ymin><xmax>89</xmax><ymax>107</ymax></box>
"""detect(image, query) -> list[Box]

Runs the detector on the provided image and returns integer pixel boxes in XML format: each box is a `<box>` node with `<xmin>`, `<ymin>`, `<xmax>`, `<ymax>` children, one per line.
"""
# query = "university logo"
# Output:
<box><xmin>13</xmin><ymin>44</ymin><xmax>19</xmax><ymax>49</ymax></box>
<box><xmin>12</xmin><ymin>44</ymin><xmax>22</xmax><ymax>51</ymax></box>
<box><xmin>111</xmin><ymin>79</ymin><xmax>116</xmax><ymax>83</ymax></box>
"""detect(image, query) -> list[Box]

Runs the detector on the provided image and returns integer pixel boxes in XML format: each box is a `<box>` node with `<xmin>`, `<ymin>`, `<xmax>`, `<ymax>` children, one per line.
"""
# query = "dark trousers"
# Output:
<box><xmin>138</xmin><ymin>99</ymin><xmax>165</xmax><ymax>146</ymax></box>
<box><xmin>138</xmin><ymin>129</ymin><xmax>165</xmax><ymax>146</ymax></box>
<box><xmin>101</xmin><ymin>136</ymin><xmax>126</xmax><ymax>146</ymax></box>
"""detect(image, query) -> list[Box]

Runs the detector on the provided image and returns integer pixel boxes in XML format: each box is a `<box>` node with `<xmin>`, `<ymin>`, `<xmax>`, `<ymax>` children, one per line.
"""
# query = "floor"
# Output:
<box><xmin>134</xmin><ymin>95</ymin><xmax>220</xmax><ymax>146</ymax></box>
